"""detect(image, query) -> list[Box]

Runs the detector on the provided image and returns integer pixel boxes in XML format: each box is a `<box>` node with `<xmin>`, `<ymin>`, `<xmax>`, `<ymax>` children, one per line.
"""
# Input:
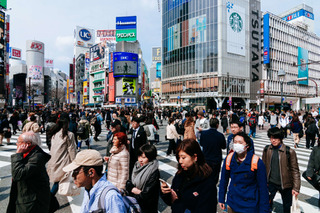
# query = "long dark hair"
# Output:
<box><xmin>176</xmin><ymin>139</ymin><xmax>212</xmax><ymax>178</ymax></box>
<box><xmin>48</xmin><ymin>118</ymin><xmax>69</xmax><ymax>139</ymax></box>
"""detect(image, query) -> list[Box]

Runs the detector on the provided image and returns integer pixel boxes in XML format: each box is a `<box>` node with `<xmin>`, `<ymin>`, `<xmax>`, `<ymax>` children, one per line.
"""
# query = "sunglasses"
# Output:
<box><xmin>72</xmin><ymin>166</ymin><xmax>84</xmax><ymax>178</ymax></box>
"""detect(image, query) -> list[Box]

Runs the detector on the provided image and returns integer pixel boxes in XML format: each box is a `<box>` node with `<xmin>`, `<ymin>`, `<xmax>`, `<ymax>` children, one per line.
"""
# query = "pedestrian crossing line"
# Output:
<box><xmin>157</xmin><ymin>151</ymin><xmax>319</xmax><ymax>211</ymax></box>
<box><xmin>0</xmin><ymin>160</ymin><xmax>10</xmax><ymax>168</ymax></box>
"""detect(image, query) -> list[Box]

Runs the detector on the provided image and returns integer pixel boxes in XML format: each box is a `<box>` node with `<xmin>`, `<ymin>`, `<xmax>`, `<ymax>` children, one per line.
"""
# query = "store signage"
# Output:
<box><xmin>79</xmin><ymin>29</ymin><xmax>92</xmax><ymax>41</ymax></box>
<box><xmin>116</xmin><ymin>16</ymin><xmax>137</xmax><ymax>30</ymax></box>
<box><xmin>90</xmin><ymin>61</ymin><xmax>105</xmax><ymax>73</ymax></box>
<box><xmin>116</xmin><ymin>29</ymin><xmax>137</xmax><ymax>42</ymax></box>
<box><xmin>30</xmin><ymin>42</ymin><xmax>43</xmax><ymax>51</ymax></box>
<box><xmin>10</xmin><ymin>47</ymin><xmax>21</xmax><ymax>60</ymax></box>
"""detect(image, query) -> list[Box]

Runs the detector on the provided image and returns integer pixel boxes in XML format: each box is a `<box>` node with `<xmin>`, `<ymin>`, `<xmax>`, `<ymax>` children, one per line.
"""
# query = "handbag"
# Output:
<box><xmin>290</xmin><ymin>195</ymin><xmax>301</xmax><ymax>213</ymax></box>
<box><xmin>58</xmin><ymin>171</ymin><xmax>81</xmax><ymax>196</ymax></box>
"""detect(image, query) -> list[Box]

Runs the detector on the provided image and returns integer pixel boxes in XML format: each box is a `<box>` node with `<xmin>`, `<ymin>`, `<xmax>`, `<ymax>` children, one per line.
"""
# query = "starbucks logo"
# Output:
<box><xmin>229</xmin><ymin>12</ymin><xmax>243</xmax><ymax>33</ymax></box>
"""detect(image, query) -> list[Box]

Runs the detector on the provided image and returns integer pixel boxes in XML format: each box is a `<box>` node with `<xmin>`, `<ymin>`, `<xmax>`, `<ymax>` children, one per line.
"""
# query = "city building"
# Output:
<box><xmin>50</xmin><ymin>68</ymin><xmax>68</xmax><ymax>107</ymax></box>
<box><xmin>76</xmin><ymin>53</ymin><xmax>85</xmax><ymax>105</ymax></box>
<box><xmin>262</xmin><ymin>4</ymin><xmax>320</xmax><ymax>111</ymax></box>
<box><xmin>161</xmin><ymin>0</ymin><xmax>262</xmax><ymax>110</ymax></box>
<box><xmin>149</xmin><ymin>47</ymin><xmax>162</xmax><ymax>105</ymax></box>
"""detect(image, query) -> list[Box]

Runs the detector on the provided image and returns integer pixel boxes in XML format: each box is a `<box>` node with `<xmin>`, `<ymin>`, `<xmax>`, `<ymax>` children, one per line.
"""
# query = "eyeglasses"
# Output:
<box><xmin>72</xmin><ymin>167</ymin><xmax>84</xmax><ymax>178</ymax></box>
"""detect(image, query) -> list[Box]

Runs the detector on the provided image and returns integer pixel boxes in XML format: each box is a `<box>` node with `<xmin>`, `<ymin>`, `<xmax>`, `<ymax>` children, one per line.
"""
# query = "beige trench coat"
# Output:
<box><xmin>47</xmin><ymin>130</ymin><xmax>76</xmax><ymax>183</ymax></box>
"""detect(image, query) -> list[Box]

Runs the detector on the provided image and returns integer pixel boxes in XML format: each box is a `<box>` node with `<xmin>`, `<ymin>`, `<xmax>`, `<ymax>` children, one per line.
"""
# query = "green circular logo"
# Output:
<box><xmin>229</xmin><ymin>12</ymin><xmax>243</xmax><ymax>32</ymax></box>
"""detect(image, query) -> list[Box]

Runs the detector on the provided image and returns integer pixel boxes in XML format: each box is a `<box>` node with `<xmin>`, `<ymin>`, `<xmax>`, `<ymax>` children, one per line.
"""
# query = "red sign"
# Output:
<box><xmin>108</xmin><ymin>72</ymin><xmax>115</xmax><ymax>102</ymax></box>
<box><xmin>12</xmin><ymin>49</ymin><xmax>21</xmax><ymax>58</ymax></box>
<box><xmin>30</xmin><ymin>42</ymin><xmax>43</xmax><ymax>51</ymax></box>
<box><xmin>45</xmin><ymin>59</ymin><xmax>54</xmax><ymax>67</ymax></box>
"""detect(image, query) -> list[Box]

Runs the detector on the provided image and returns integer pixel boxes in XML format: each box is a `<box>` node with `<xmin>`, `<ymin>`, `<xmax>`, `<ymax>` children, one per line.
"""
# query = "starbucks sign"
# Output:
<box><xmin>229</xmin><ymin>12</ymin><xmax>243</xmax><ymax>33</ymax></box>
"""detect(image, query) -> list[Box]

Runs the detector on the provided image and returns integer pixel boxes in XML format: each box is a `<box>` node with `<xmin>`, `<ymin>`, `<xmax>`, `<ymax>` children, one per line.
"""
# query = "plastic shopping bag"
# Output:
<box><xmin>290</xmin><ymin>195</ymin><xmax>301</xmax><ymax>213</ymax></box>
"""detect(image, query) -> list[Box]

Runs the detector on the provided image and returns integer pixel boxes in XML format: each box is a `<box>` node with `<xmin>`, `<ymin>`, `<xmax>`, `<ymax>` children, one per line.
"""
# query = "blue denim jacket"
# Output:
<box><xmin>80</xmin><ymin>173</ymin><xmax>126</xmax><ymax>213</ymax></box>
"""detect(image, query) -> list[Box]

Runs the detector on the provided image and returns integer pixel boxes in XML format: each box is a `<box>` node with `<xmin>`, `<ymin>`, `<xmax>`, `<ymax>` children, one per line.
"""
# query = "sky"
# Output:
<box><xmin>5</xmin><ymin>0</ymin><xmax>320</xmax><ymax>75</ymax></box>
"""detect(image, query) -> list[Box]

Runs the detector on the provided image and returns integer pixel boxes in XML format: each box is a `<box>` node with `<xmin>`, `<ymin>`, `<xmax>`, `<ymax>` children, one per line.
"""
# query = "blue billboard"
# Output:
<box><xmin>156</xmin><ymin>62</ymin><xmax>161</xmax><ymax>79</ymax></box>
<box><xmin>297</xmin><ymin>47</ymin><xmax>308</xmax><ymax>85</ymax></box>
<box><xmin>282</xmin><ymin>9</ymin><xmax>314</xmax><ymax>22</ymax></box>
<box><xmin>113</xmin><ymin>52</ymin><xmax>138</xmax><ymax>78</ymax></box>
<box><xmin>116</xmin><ymin>16</ymin><xmax>137</xmax><ymax>30</ymax></box>
<box><xmin>263</xmin><ymin>13</ymin><xmax>270</xmax><ymax>64</ymax></box>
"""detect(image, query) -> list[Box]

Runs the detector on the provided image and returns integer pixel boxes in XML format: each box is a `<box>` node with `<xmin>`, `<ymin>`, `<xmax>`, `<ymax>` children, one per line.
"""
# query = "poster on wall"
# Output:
<box><xmin>298</xmin><ymin>47</ymin><xmax>308</xmax><ymax>85</ymax></box>
<box><xmin>122</xmin><ymin>78</ymin><xmax>136</xmax><ymax>95</ymax></box>
<box><xmin>173</xmin><ymin>24</ymin><xmax>180</xmax><ymax>50</ymax></box>
<box><xmin>28</xmin><ymin>65</ymin><xmax>43</xmax><ymax>84</ymax></box>
<box><xmin>226</xmin><ymin>2</ymin><xmax>246</xmax><ymax>56</ymax></box>
<box><xmin>90</xmin><ymin>43</ymin><xmax>105</xmax><ymax>62</ymax></box>
<box><xmin>189</xmin><ymin>15</ymin><xmax>207</xmax><ymax>45</ymax></box>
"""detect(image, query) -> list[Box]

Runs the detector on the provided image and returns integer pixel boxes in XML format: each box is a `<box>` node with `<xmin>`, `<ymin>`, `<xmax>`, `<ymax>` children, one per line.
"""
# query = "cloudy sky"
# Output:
<box><xmin>6</xmin><ymin>0</ymin><xmax>319</xmax><ymax>75</ymax></box>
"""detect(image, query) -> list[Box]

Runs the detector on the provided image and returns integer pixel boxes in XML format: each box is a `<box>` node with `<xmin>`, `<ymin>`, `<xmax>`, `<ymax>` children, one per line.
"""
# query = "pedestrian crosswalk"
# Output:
<box><xmin>0</xmin><ymin>128</ymin><xmax>319</xmax><ymax>212</ymax></box>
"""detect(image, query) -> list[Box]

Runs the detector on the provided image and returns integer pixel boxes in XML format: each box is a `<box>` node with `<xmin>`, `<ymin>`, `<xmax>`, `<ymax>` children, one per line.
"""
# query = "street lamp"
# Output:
<box><xmin>278</xmin><ymin>69</ymin><xmax>286</xmax><ymax>111</ymax></box>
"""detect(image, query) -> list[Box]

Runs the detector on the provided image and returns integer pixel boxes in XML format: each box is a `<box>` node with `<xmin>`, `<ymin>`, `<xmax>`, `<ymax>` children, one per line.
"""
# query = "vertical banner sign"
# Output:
<box><xmin>260</xmin><ymin>80</ymin><xmax>264</xmax><ymax>100</ymax></box>
<box><xmin>249</xmin><ymin>0</ymin><xmax>262</xmax><ymax>101</ymax></box>
<box><xmin>67</xmin><ymin>79</ymin><xmax>70</xmax><ymax>104</ymax></box>
<box><xmin>108</xmin><ymin>72</ymin><xmax>115</xmax><ymax>102</ymax></box>
<box><xmin>297</xmin><ymin>47</ymin><xmax>308</xmax><ymax>85</ymax></box>
<box><xmin>0</xmin><ymin>11</ymin><xmax>5</xmax><ymax>78</ymax></box>
<box><xmin>226</xmin><ymin>1</ymin><xmax>245</xmax><ymax>56</ymax></box>
<box><xmin>263</xmin><ymin>14</ymin><xmax>270</xmax><ymax>64</ymax></box>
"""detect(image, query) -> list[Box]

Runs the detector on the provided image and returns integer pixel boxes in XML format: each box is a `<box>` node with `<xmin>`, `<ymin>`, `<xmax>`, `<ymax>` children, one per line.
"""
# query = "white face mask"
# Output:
<box><xmin>233</xmin><ymin>143</ymin><xmax>246</xmax><ymax>154</ymax></box>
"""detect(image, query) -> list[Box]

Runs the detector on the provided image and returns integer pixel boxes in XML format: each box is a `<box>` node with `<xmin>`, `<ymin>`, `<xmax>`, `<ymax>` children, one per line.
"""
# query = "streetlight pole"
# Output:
<box><xmin>278</xmin><ymin>69</ymin><xmax>286</xmax><ymax>111</ymax></box>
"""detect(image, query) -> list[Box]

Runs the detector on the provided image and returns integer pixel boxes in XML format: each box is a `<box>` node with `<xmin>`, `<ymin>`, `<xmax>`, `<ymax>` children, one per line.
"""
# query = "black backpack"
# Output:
<box><xmin>77</xmin><ymin>123</ymin><xmax>86</xmax><ymax>138</ymax></box>
<box><xmin>175</xmin><ymin>121</ymin><xmax>185</xmax><ymax>135</ymax></box>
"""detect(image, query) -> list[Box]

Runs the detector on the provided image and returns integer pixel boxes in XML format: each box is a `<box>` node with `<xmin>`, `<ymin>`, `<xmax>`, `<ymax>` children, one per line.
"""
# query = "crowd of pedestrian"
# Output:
<box><xmin>2</xmin><ymin>106</ymin><xmax>320</xmax><ymax>212</ymax></box>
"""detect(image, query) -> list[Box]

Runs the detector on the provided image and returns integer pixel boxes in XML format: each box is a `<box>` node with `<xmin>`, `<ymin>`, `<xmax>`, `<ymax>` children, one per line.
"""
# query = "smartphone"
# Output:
<box><xmin>159</xmin><ymin>178</ymin><xmax>167</xmax><ymax>185</ymax></box>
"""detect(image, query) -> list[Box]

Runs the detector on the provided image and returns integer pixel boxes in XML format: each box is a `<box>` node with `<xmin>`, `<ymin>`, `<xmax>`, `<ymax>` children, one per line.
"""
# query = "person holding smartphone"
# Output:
<box><xmin>160</xmin><ymin>139</ymin><xmax>216</xmax><ymax>212</ymax></box>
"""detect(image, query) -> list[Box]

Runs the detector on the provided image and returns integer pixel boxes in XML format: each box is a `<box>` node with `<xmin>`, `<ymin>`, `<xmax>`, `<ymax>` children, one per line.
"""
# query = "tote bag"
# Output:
<box><xmin>58</xmin><ymin>171</ymin><xmax>81</xmax><ymax>196</ymax></box>
<box><xmin>290</xmin><ymin>195</ymin><xmax>301</xmax><ymax>213</ymax></box>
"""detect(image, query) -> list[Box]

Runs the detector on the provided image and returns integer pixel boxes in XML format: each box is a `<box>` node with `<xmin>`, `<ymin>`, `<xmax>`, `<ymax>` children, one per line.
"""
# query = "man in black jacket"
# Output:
<box><xmin>128</xmin><ymin>117</ymin><xmax>147</xmax><ymax>176</ymax></box>
<box><xmin>199</xmin><ymin>118</ymin><xmax>226</xmax><ymax>213</ymax></box>
<box><xmin>7</xmin><ymin>131</ymin><xmax>51</xmax><ymax>213</ymax></box>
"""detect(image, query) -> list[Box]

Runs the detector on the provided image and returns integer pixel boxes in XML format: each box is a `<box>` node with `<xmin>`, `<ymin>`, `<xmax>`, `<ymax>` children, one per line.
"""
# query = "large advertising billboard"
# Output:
<box><xmin>189</xmin><ymin>15</ymin><xmax>207</xmax><ymax>45</ymax></box>
<box><xmin>74</xmin><ymin>26</ymin><xmax>95</xmax><ymax>48</ymax></box>
<box><xmin>156</xmin><ymin>62</ymin><xmax>161</xmax><ymax>79</ymax></box>
<box><xmin>116</xmin><ymin>16</ymin><xmax>137</xmax><ymax>42</ymax></box>
<box><xmin>28</xmin><ymin>65</ymin><xmax>43</xmax><ymax>84</ymax></box>
<box><xmin>122</xmin><ymin>78</ymin><xmax>136</xmax><ymax>95</ymax></box>
<box><xmin>263</xmin><ymin>13</ymin><xmax>270</xmax><ymax>64</ymax></box>
<box><xmin>116</xmin><ymin>16</ymin><xmax>137</xmax><ymax>30</ymax></box>
<box><xmin>298</xmin><ymin>47</ymin><xmax>308</xmax><ymax>85</ymax></box>
<box><xmin>113</xmin><ymin>52</ymin><xmax>138</xmax><ymax>77</ymax></box>
<box><xmin>90</xmin><ymin>43</ymin><xmax>105</xmax><ymax>62</ymax></box>
<box><xmin>9</xmin><ymin>47</ymin><xmax>22</xmax><ymax>60</ymax></box>
<box><xmin>152</xmin><ymin>47</ymin><xmax>161</xmax><ymax>62</ymax></box>
<box><xmin>96</xmin><ymin>30</ymin><xmax>116</xmax><ymax>43</ymax></box>
<box><xmin>116</xmin><ymin>29</ymin><xmax>137</xmax><ymax>42</ymax></box>
<box><xmin>226</xmin><ymin>2</ymin><xmax>246</xmax><ymax>56</ymax></box>
<box><xmin>0</xmin><ymin>0</ymin><xmax>6</xmax><ymax>9</ymax></box>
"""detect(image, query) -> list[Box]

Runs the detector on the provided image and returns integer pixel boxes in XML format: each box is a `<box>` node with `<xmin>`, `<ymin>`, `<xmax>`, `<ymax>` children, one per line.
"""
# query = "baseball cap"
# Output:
<box><xmin>63</xmin><ymin>150</ymin><xmax>103</xmax><ymax>172</ymax></box>
<box><xmin>110</xmin><ymin>119</ymin><xmax>121</xmax><ymax>127</ymax></box>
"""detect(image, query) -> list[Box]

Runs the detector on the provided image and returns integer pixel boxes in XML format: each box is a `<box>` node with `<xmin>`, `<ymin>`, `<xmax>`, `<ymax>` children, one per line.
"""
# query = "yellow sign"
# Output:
<box><xmin>122</xmin><ymin>78</ymin><xmax>136</xmax><ymax>95</ymax></box>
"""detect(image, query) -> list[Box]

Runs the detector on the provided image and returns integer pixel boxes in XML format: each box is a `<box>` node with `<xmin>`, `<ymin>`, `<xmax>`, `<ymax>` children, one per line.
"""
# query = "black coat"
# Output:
<box><xmin>161</xmin><ymin>172</ymin><xmax>217</xmax><ymax>213</ymax></box>
<box><xmin>129</xmin><ymin>127</ymin><xmax>147</xmax><ymax>159</ymax></box>
<box><xmin>7</xmin><ymin>146</ymin><xmax>51</xmax><ymax>213</ymax></box>
<box><xmin>129</xmin><ymin>170</ymin><xmax>160</xmax><ymax>213</ymax></box>
<box><xmin>200</xmin><ymin>128</ymin><xmax>226</xmax><ymax>165</ymax></box>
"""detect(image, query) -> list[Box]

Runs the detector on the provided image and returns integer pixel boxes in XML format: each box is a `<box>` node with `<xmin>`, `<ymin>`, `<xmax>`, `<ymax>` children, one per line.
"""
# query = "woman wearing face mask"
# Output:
<box><xmin>219</xmin><ymin>132</ymin><xmax>270</xmax><ymax>213</ymax></box>
<box><xmin>125</xmin><ymin>144</ymin><xmax>160</xmax><ymax>213</ymax></box>
<box><xmin>160</xmin><ymin>139</ymin><xmax>217</xmax><ymax>213</ymax></box>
